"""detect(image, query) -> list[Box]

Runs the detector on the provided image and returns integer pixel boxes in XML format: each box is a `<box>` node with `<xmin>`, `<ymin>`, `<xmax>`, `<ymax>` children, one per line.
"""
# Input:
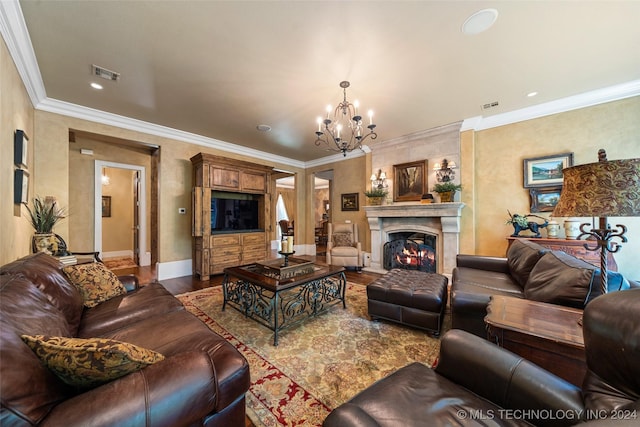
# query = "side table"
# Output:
<box><xmin>485</xmin><ymin>295</ymin><xmax>586</xmax><ymax>387</ymax></box>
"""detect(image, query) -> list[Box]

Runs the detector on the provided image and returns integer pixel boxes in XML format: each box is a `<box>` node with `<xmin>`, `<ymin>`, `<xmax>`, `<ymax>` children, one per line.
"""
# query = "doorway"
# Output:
<box><xmin>313</xmin><ymin>170</ymin><xmax>332</xmax><ymax>256</ymax></box>
<box><xmin>95</xmin><ymin>161</ymin><xmax>149</xmax><ymax>266</ymax></box>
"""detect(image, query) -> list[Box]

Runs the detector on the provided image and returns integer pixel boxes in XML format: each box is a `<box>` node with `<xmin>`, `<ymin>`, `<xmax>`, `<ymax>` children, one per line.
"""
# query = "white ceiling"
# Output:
<box><xmin>9</xmin><ymin>1</ymin><xmax>640</xmax><ymax>163</ymax></box>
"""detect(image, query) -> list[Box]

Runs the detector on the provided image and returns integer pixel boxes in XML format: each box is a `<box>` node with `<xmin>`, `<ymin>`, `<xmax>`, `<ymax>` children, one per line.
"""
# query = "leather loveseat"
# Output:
<box><xmin>324</xmin><ymin>287</ymin><xmax>640</xmax><ymax>426</ymax></box>
<box><xmin>0</xmin><ymin>253</ymin><xmax>250</xmax><ymax>427</ymax></box>
<box><xmin>451</xmin><ymin>238</ymin><xmax>635</xmax><ymax>337</ymax></box>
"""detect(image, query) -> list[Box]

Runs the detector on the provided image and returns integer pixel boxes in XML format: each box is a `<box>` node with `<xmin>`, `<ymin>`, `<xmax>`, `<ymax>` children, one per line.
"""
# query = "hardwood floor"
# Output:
<box><xmin>109</xmin><ymin>253</ymin><xmax>382</xmax><ymax>427</ymax></box>
<box><xmin>113</xmin><ymin>253</ymin><xmax>382</xmax><ymax>295</ymax></box>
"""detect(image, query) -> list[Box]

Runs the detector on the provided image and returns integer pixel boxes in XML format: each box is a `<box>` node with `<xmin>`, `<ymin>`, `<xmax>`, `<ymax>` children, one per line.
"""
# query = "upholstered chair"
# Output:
<box><xmin>326</xmin><ymin>223</ymin><xmax>362</xmax><ymax>269</ymax></box>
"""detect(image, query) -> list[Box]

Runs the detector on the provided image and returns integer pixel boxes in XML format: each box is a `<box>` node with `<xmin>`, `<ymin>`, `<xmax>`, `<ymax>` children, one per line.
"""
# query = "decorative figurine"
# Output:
<box><xmin>506</xmin><ymin>210</ymin><xmax>548</xmax><ymax>238</ymax></box>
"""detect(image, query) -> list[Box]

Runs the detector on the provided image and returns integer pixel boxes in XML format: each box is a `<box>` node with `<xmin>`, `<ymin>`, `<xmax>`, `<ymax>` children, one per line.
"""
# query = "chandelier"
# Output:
<box><xmin>315</xmin><ymin>81</ymin><xmax>377</xmax><ymax>156</ymax></box>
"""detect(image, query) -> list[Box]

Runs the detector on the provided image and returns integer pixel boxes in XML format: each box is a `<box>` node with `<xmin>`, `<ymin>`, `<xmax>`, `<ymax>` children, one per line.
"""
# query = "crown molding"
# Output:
<box><xmin>462</xmin><ymin>80</ymin><xmax>640</xmax><ymax>132</ymax></box>
<box><xmin>37</xmin><ymin>98</ymin><xmax>307</xmax><ymax>169</ymax></box>
<box><xmin>0</xmin><ymin>0</ymin><xmax>46</xmax><ymax>105</ymax></box>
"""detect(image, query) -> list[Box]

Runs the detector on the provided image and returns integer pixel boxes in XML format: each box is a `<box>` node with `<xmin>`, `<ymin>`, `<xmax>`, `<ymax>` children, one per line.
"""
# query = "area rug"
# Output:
<box><xmin>103</xmin><ymin>256</ymin><xmax>137</xmax><ymax>269</ymax></box>
<box><xmin>178</xmin><ymin>283</ymin><xmax>447</xmax><ymax>427</ymax></box>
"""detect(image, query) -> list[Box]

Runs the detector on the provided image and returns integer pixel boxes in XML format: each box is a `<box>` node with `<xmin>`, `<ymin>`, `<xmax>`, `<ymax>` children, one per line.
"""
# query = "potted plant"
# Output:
<box><xmin>24</xmin><ymin>196</ymin><xmax>67</xmax><ymax>254</ymax></box>
<box><xmin>432</xmin><ymin>182</ymin><xmax>462</xmax><ymax>203</ymax></box>
<box><xmin>364</xmin><ymin>188</ymin><xmax>388</xmax><ymax>206</ymax></box>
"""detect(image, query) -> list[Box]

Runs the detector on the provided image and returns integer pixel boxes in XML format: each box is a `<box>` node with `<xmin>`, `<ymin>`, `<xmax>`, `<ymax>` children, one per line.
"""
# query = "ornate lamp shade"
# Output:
<box><xmin>553</xmin><ymin>158</ymin><xmax>640</xmax><ymax>218</ymax></box>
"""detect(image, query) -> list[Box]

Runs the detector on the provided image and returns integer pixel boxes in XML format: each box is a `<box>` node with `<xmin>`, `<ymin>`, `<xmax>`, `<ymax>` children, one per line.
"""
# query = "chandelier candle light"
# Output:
<box><xmin>552</xmin><ymin>149</ymin><xmax>640</xmax><ymax>296</ymax></box>
<box><xmin>315</xmin><ymin>81</ymin><xmax>377</xmax><ymax>156</ymax></box>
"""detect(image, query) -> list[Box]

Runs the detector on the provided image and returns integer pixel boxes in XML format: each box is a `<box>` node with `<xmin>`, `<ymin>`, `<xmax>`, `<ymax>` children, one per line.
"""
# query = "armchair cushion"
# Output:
<box><xmin>332</xmin><ymin>232</ymin><xmax>353</xmax><ymax>247</ymax></box>
<box><xmin>21</xmin><ymin>335</ymin><xmax>164</xmax><ymax>389</ymax></box>
<box><xmin>62</xmin><ymin>263</ymin><xmax>127</xmax><ymax>308</ymax></box>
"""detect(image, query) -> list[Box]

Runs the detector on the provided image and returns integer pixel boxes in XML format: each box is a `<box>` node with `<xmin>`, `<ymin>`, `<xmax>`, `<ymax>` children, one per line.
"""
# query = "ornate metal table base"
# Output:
<box><xmin>223</xmin><ymin>269</ymin><xmax>346</xmax><ymax>345</ymax></box>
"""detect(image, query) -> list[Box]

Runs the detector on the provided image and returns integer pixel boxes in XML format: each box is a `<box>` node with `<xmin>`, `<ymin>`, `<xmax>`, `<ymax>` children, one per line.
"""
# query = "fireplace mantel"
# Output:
<box><xmin>364</xmin><ymin>202</ymin><xmax>465</xmax><ymax>275</ymax></box>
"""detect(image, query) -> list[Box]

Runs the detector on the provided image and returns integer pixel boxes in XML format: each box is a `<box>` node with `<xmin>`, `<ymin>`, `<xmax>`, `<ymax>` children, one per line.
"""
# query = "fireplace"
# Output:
<box><xmin>384</xmin><ymin>233</ymin><xmax>436</xmax><ymax>272</ymax></box>
<box><xmin>364</xmin><ymin>203</ymin><xmax>464</xmax><ymax>275</ymax></box>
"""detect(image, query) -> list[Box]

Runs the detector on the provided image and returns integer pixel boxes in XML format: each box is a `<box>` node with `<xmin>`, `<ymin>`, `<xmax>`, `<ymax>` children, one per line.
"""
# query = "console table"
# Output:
<box><xmin>507</xmin><ymin>237</ymin><xmax>617</xmax><ymax>271</ymax></box>
<box><xmin>485</xmin><ymin>295</ymin><xmax>586</xmax><ymax>386</ymax></box>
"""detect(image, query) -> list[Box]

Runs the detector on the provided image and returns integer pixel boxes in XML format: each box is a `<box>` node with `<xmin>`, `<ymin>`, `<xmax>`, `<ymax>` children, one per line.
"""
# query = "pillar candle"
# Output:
<box><xmin>287</xmin><ymin>236</ymin><xmax>294</xmax><ymax>253</ymax></box>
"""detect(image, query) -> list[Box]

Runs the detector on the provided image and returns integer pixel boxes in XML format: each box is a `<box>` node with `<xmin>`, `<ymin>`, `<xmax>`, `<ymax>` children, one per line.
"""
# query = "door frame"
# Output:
<box><xmin>94</xmin><ymin>161</ymin><xmax>148</xmax><ymax>265</ymax></box>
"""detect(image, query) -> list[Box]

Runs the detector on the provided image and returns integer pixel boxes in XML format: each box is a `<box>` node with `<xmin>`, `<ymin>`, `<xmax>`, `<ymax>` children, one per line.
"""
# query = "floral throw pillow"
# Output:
<box><xmin>21</xmin><ymin>335</ymin><xmax>164</xmax><ymax>389</ymax></box>
<box><xmin>333</xmin><ymin>232</ymin><xmax>353</xmax><ymax>247</ymax></box>
<box><xmin>62</xmin><ymin>262</ymin><xmax>126</xmax><ymax>307</ymax></box>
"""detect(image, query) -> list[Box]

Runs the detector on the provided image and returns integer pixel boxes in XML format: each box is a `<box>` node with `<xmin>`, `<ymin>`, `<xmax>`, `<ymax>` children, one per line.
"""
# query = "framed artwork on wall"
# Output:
<box><xmin>341</xmin><ymin>193</ymin><xmax>359</xmax><ymax>211</ymax></box>
<box><xmin>102</xmin><ymin>196</ymin><xmax>112</xmax><ymax>217</ymax></box>
<box><xmin>14</xmin><ymin>169</ymin><xmax>29</xmax><ymax>204</ymax></box>
<box><xmin>529</xmin><ymin>186</ymin><xmax>562</xmax><ymax>213</ymax></box>
<box><xmin>523</xmin><ymin>153</ymin><xmax>573</xmax><ymax>188</ymax></box>
<box><xmin>14</xmin><ymin>130</ymin><xmax>28</xmax><ymax>169</ymax></box>
<box><xmin>393</xmin><ymin>160</ymin><xmax>425</xmax><ymax>202</ymax></box>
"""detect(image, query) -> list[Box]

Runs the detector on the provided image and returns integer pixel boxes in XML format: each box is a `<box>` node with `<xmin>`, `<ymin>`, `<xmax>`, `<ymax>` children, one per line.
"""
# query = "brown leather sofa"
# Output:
<box><xmin>451</xmin><ymin>239</ymin><xmax>636</xmax><ymax>337</ymax></box>
<box><xmin>324</xmin><ymin>287</ymin><xmax>640</xmax><ymax>426</ymax></box>
<box><xmin>0</xmin><ymin>253</ymin><xmax>250</xmax><ymax>427</ymax></box>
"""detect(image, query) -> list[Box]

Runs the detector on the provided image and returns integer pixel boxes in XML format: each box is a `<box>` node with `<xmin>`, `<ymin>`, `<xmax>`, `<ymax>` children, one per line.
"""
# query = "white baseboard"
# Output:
<box><xmin>157</xmin><ymin>259</ymin><xmax>192</xmax><ymax>280</ymax></box>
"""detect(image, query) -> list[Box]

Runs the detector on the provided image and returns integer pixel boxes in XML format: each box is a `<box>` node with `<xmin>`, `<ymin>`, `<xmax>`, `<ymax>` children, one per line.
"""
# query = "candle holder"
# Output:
<box><xmin>278</xmin><ymin>250</ymin><xmax>295</xmax><ymax>267</ymax></box>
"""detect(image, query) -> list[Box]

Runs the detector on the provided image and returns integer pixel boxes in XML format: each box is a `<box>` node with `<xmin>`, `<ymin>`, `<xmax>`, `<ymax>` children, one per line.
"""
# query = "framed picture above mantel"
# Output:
<box><xmin>393</xmin><ymin>160</ymin><xmax>426</xmax><ymax>202</ymax></box>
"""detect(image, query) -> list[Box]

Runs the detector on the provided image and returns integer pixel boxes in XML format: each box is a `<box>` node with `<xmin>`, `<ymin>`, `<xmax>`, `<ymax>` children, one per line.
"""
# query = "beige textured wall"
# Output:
<box><xmin>307</xmin><ymin>156</ymin><xmax>368</xmax><ymax>250</ymax></box>
<box><xmin>473</xmin><ymin>97</ymin><xmax>640</xmax><ymax>280</ymax></box>
<box><xmin>1</xmin><ymin>37</ymin><xmax>35</xmax><ymax>264</ymax></box>
<box><xmin>68</xmin><ymin>137</ymin><xmax>152</xmax><ymax>253</ymax></box>
<box><xmin>29</xmin><ymin>111</ymin><xmax>305</xmax><ymax>263</ymax></box>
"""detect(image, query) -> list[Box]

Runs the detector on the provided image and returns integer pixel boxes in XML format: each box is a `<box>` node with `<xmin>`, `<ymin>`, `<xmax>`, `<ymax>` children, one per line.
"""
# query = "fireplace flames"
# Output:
<box><xmin>384</xmin><ymin>238</ymin><xmax>436</xmax><ymax>273</ymax></box>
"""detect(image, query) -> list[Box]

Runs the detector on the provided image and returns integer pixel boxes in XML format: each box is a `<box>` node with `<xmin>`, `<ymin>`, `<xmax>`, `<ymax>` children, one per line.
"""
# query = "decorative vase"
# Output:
<box><xmin>439</xmin><ymin>191</ymin><xmax>454</xmax><ymax>203</ymax></box>
<box><xmin>32</xmin><ymin>233</ymin><xmax>57</xmax><ymax>255</ymax></box>
<box><xmin>546</xmin><ymin>220</ymin><xmax>560</xmax><ymax>238</ymax></box>
<box><xmin>563</xmin><ymin>220</ymin><xmax>581</xmax><ymax>240</ymax></box>
<box><xmin>367</xmin><ymin>196</ymin><xmax>384</xmax><ymax>206</ymax></box>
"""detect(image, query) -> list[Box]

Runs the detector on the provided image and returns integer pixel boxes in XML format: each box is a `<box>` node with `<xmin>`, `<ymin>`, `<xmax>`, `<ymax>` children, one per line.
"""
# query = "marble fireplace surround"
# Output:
<box><xmin>364</xmin><ymin>202</ymin><xmax>465</xmax><ymax>275</ymax></box>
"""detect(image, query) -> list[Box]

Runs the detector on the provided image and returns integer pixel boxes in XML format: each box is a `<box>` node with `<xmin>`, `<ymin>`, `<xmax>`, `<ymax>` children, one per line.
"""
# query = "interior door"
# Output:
<box><xmin>133</xmin><ymin>170</ymin><xmax>140</xmax><ymax>265</ymax></box>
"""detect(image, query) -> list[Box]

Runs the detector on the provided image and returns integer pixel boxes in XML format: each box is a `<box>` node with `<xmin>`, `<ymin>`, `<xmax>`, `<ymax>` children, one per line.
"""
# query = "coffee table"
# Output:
<box><xmin>485</xmin><ymin>295</ymin><xmax>586</xmax><ymax>386</ymax></box>
<box><xmin>223</xmin><ymin>259</ymin><xmax>346</xmax><ymax>345</ymax></box>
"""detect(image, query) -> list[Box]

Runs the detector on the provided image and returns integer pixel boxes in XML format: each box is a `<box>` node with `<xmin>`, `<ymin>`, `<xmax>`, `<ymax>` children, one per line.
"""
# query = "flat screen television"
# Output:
<box><xmin>211</xmin><ymin>191</ymin><xmax>262</xmax><ymax>233</ymax></box>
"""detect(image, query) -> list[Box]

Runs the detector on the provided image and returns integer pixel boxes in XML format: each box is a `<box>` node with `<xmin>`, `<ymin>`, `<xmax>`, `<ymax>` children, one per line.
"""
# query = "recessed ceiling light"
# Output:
<box><xmin>90</xmin><ymin>82</ymin><xmax>103</xmax><ymax>90</ymax></box>
<box><xmin>462</xmin><ymin>8</ymin><xmax>498</xmax><ymax>35</ymax></box>
<box><xmin>527</xmin><ymin>91</ymin><xmax>538</xmax><ymax>97</ymax></box>
<box><xmin>256</xmin><ymin>124</ymin><xmax>272</xmax><ymax>132</ymax></box>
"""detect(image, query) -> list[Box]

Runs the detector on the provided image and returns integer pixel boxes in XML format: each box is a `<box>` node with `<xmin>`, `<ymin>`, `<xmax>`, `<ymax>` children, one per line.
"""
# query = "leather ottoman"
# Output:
<box><xmin>366</xmin><ymin>268</ymin><xmax>448</xmax><ymax>336</ymax></box>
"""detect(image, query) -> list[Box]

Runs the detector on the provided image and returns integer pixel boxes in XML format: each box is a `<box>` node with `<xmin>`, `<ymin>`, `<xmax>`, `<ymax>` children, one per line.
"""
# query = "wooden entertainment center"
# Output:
<box><xmin>191</xmin><ymin>153</ymin><xmax>273</xmax><ymax>279</ymax></box>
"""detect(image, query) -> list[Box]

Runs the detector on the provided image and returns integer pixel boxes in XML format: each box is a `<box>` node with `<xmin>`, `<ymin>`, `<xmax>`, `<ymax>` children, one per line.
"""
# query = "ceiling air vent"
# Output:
<box><xmin>482</xmin><ymin>101</ymin><xmax>499</xmax><ymax>110</ymax></box>
<box><xmin>91</xmin><ymin>64</ymin><xmax>120</xmax><ymax>81</ymax></box>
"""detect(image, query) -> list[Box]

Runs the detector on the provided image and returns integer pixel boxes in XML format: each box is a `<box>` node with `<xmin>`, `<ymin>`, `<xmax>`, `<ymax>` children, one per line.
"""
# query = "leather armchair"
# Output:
<box><xmin>326</xmin><ymin>222</ymin><xmax>362</xmax><ymax>269</ymax></box>
<box><xmin>324</xmin><ymin>287</ymin><xmax>640</xmax><ymax>426</ymax></box>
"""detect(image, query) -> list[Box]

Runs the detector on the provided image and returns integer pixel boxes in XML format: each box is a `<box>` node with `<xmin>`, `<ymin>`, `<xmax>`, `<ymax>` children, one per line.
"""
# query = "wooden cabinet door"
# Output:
<box><xmin>211</xmin><ymin>167</ymin><xmax>240</xmax><ymax>190</ymax></box>
<box><xmin>240</xmin><ymin>171</ymin><xmax>266</xmax><ymax>193</ymax></box>
<box><xmin>192</xmin><ymin>187</ymin><xmax>211</xmax><ymax>236</ymax></box>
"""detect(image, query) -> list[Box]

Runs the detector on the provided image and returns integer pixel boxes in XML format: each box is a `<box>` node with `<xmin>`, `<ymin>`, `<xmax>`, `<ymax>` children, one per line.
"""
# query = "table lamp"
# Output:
<box><xmin>553</xmin><ymin>149</ymin><xmax>640</xmax><ymax>296</ymax></box>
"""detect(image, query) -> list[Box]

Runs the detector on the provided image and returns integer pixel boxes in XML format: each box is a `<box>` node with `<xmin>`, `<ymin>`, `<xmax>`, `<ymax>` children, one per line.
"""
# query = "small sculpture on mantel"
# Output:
<box><xmin>506</xmin><ymin>210</ymin><xmax>548</xmax><ymax>238</ymax></box>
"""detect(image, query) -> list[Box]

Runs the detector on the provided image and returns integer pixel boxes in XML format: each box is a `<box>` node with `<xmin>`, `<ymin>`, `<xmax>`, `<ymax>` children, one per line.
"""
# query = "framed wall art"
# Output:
<box><xmin>394</xmin><ymin>160</ymin><xmax>425</xmax><ymax>202</ymax></box>
<box><xmin>341</xmin><ymin>193</ymin><xmax>359</xmax><ymax>211</ymax></box>
<box><xmin>101</xmin><ymin>196</ymin><xmax>112</xmax><ymax>217</ymax></box>
<box><xmin>523</xmin><ymin>153</ymin><xmax>573</xmax><ymax>188</ymax></box>
<box><xmin>14</xmin><ymin>169</ymin><xmax>29</xmax><ymax>204</ymax></box>
<box><xmin>529</xmin><ymin>186</ymin><xmax>562</xmax><ymax>213</ymax></box>
<box><xmin>14</xmin><ymin>129</ymin><xmax>28</xmax><ymax>169</ymax></box>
